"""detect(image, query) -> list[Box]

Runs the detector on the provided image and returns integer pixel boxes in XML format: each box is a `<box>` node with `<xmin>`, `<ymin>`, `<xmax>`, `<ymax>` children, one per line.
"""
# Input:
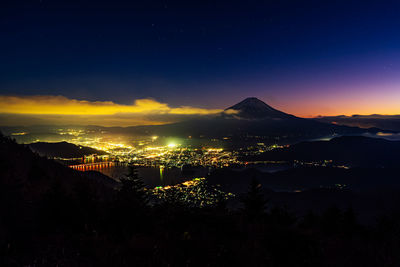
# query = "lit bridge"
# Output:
<box><xmin>69</xmin><ymin>161</ymin><xmax>117</xmax><ymax>171</ymax></box>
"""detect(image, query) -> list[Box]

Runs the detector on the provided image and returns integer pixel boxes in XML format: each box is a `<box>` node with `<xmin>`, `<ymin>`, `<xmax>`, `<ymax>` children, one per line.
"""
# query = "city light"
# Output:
<box><xmin>167</xmin><ymin>143</ymin><xmax>177</xmax><ymax>148</ymax></box>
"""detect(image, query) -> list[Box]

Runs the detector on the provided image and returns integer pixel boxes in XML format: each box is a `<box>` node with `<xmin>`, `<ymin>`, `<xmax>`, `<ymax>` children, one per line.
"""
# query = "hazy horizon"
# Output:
<box><xmin>1</xmin><ymin>95</ymin><xmax>400</xmax><ymax>127</ymax></box>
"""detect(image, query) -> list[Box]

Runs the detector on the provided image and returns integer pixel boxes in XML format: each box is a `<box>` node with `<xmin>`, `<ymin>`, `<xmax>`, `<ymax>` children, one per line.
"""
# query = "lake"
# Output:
<box><xmin>95</xmin><ymin>165</ymin><xmax>210</xmax><ymax>188</ymax></box>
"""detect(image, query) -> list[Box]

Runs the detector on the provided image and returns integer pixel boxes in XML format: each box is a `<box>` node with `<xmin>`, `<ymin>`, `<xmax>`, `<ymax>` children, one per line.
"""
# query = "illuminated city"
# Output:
<box><xmin>2</xmin><ymin>1</ymin><xmax>400</xmax><ymax>265</ymax></box>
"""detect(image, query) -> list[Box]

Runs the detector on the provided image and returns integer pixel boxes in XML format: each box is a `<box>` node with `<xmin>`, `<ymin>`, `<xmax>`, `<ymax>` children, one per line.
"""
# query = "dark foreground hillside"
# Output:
<box><xmin>1</xmin><ymin>133</ymin><xmax>400</xmax><ymax>266</ymax></box>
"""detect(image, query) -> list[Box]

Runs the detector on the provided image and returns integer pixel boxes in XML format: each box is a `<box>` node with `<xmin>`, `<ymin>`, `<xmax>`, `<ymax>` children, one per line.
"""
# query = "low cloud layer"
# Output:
<box><xmin>0</xmin><ymin>95</ymin><xmax>222</xmax><ymax>115</ymax></box>
<box><xmin>0</xmin><ymin>95</ymin><xmax>224</xmax><ymax>126</ymax></box>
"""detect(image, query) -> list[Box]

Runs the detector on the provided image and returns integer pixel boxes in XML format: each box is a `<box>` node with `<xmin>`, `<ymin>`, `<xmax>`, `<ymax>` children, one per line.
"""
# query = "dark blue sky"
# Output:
<box><xmin>1</xmin><ymin>0</ymin><xmax>400</xmax><ymax>115</ymax></box>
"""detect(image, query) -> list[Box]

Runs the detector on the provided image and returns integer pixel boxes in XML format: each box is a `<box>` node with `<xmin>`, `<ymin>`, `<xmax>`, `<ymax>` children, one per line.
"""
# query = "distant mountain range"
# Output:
<box><xmin>315</xmin><ymin>114</ymin><xmax>400</xmax><ymax>132</ymax></box>
<box><xmin>1</xmin><ymin>98</ymin><xmax>395</xmax><ymax>144</ymax></box>
<box><xmin>243</xmin><ymin>135</ymin><xmax>400</xmax><ymax>168</ymax></box>
<box><xmin>29</xmin><ymin>141</ymin><xmax>107</xmax><ymax>158</ymax></box>
<box><xmin>123</xmin><ymin>98</ymin><xmax>387</xmax><ymax>141</ymax></box>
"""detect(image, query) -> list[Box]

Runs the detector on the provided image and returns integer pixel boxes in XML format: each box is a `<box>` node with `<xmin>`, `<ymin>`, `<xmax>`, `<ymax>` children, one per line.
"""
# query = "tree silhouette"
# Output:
<box><xmin>110</xmin><ymin>164</ymin><xmax>149</xmax><ymax>237</ymax></box>
<box><xmin>118</xmin><ymin>165</ymin><xmax>148</xmax><ymax>208</ymax></box>
<box><xmin>241</xmin><ymin>177</ymin><xmax>267</xmax><ymax>220</ymax></box>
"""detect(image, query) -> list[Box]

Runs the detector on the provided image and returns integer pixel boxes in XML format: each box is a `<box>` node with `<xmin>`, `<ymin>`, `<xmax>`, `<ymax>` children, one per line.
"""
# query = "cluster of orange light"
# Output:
<box><xmin>69</xmin><ymin>161</ymin><xmax>115</xmax><ymax>171</ymax></box>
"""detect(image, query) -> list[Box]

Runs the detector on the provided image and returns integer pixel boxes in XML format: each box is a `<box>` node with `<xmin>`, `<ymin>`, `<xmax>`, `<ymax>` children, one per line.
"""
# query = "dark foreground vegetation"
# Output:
<box><xmin>1</xmin><ymin>133</ymin><xmax>400</xmax><ymax>266</ymax></box>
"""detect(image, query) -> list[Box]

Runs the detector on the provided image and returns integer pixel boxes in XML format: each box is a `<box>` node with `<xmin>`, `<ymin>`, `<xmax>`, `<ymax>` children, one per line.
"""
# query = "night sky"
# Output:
<box><xmin>1</xmin><ymin>0</ymin><xmax>400</xmax><ymax>125</ymax></box>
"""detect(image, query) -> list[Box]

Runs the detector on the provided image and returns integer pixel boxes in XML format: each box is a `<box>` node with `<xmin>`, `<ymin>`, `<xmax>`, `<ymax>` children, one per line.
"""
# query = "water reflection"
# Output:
<box><xmin>91</xmin><ymin>165</ymin><xmax>208</xmax><ymax>188</ymax></box>
<box><xmin>159</xmin><ymin>165</ymin><xmax>164</xmax><ymax>181</ymax></box>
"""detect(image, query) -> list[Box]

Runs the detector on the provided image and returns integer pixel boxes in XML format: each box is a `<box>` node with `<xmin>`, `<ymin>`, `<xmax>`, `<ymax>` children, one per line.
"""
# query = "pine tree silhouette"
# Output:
<box><xmin>118</xmin><ymin>165</ymin><xmax>148</xmax><ymax>208</ymax></box>
<box><xmin>241</xmin><ymin>177</ymin><xmax>267</xmax><ymax>220</ymax></box>
<box><xmin>111</xmin><ymin>165</ymin><xmax>149</xmax><ymax>237</ymax></box>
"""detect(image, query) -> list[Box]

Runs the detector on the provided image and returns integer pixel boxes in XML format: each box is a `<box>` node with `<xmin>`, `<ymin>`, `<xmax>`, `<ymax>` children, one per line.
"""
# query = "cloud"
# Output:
<box><xmin>0</xmin><ymin>95</ymin><xmax>223</xmax><ymax>126</ymax></box>
<box><xmin>0</xmin><ymin>95</ymin><xmax>222</xmax><ymax>115</ymax></box>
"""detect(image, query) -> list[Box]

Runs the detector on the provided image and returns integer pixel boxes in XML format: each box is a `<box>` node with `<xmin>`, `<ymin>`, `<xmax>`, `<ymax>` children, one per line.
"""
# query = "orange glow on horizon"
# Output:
<box><xmin>0</xmin><ymin>94</ymin><xmax>399</xmax><ymax>126</ymax></box>
<box><xmin>273</xmin><ymin>94</ymin><xmax>400</xmax><ymax>118</ymax></box>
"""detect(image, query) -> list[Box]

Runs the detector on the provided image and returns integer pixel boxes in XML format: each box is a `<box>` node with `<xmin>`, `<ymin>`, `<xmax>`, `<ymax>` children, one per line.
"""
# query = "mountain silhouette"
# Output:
<box><xmin>224</xmin><ymin>97</ymin><xmax>293</xmax><ymax>119</ymax></box>
<box><xmin>121</xmin><ymin>98</ymin><xmax>384</xmax><ymax>140</ymax></box>
<box><xmin>29</xmin><ymin>141</ymin><xmax>107</xmax><ymax>158</ymax></box>
<box><xmin>244</xmin><ymin>135</ymin><xmax>400</xmax><ymax>167</ymax></box>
